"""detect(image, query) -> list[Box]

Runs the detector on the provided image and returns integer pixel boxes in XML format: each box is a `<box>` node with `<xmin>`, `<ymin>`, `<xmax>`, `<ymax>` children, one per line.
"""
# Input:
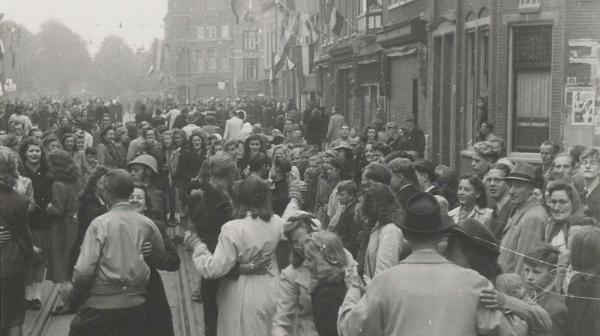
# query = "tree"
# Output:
<box><xmin>30</xmin><ymin>19</ymin><xmax>91</xmax><ymax>96</ymax></box>
<box><xmin>91</xmin><ymin>35</ymin><xmax>141</xmax><ymax>97</ymax></box>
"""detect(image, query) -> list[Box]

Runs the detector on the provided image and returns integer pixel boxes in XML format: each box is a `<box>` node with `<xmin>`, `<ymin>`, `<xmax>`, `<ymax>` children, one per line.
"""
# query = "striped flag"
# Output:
<box><xmin>330</xmin><ymin>6</ymin><xmax>344</xmax><ymax>36</ymax></box>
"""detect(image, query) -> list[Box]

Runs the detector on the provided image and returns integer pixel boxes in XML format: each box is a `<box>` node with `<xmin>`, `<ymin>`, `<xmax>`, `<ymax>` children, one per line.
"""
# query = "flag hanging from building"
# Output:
<box><xmin>0</xmin><ymin>38</ymin><xmax>4</xmax><ymax>61</ymax></box>
<box><xmin>274</xmin><ymin>13</ymin><xmax>297</xmax><ymax>76</ymax></box>
<box><xmin>232</xmin><ymin>0</ymin><xmax>240</xmax><ymax>24</ymax></box>
<box><xmin>148</xmin><ymin>39</ymin><xmax>164</xmax><ymax>76</ymax></box>
<box><xmin>330</xmin><ymin>6</ymin><xmax>344</xmax><ymax>36</ymax></box>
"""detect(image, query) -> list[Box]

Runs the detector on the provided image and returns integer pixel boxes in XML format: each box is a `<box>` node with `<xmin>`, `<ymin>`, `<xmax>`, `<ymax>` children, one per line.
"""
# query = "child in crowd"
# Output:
<box><xmin>523</xmin><ymin>244</ymin><xmax>568</xmax><ymax>336</ymax></box>
<box><xmin>494</xmin><ymin>273</ymin><xmax>531</xmax><ymax>336</ymax></box>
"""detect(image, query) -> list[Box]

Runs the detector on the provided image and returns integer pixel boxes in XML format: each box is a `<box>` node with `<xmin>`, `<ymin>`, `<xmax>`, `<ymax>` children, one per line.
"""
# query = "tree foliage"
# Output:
<box><xmin>30</xmin><ymin>19</ymin><xmax>92</xmax><ymax>96</ymax></box>
<box><xmin>91</xmin><ymin>35</ymin><xmax>141</xmax><ymax>97</ymax></box>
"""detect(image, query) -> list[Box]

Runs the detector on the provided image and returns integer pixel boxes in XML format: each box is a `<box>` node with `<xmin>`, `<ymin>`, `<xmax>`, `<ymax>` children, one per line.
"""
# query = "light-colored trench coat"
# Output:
<box><xmin>193</xmin><ymin>214</ymin><xmax>284</xmax><ymax>336</ymax></box>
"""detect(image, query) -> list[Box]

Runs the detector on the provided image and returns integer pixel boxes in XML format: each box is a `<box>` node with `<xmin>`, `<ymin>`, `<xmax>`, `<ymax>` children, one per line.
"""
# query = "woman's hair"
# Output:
<box><xmin>271</xmin><ymin>144</ymin><xmax>290</xmax><ymax>161</ymax></box>
<box><xmin>546</xmin><ymin>180</ymin><xmax>583</xmax><ymax>216</ymax></box>
<box><xmin>363</xmin><ymin>163</ymin><xmax>392</xmax><ymax>185</ymax></box>
<box><xmin>304</xmin><ymin>231</ymin><xmax>348</xmax><ymax>283</ymax></box>
<box><xmin>362</xmin><ymin>125</ymin><xmax>378</xmax><ymax>141</ymax></box>
<box><xmin>132</xmin><ymin>183</ymin><xmax>154</xmax><ymax>215</ymax></box>
<box><xmin>244</xmin><ymin>134</ymin><xmax>266</xmax><ymax>158</ymax></box>
<box><xmin>42</xmin><ymin>134</ymin><xmax>61</xmax><ymax>149</ymax></box>
<box><xmin>61</xmin><ymin>133</ymin><xmax>76</xmax><ymax>151</ymax></box>
<box><xmin>327</xmin><ymin>155</ymin><xmax>351</xmax><ymax>180</ymax></box>
<box><xmin>142</xmin><ymin>126</ymin><xmax>156</xmax><ymax>139</ymax></box>
<box><xmin>81</xmin><ymin>166</ymin><xmax>109</xmax><ymax>198</ymax></box>
<box><xmin>233</xmin><ymin>175</ymin><xmax>273</xmax><ymax>221</ymax></box>
<box><xmin>361</xmin><ymin>182</ymin><xmax>402</xmax><ymax>224</ymax></box>
<box><xmin>459</xmin><ymin>174</ymin><xmax>488</xmax><ymax>208</ymax></box>
<box><xmin>285</xmin><ymin>214</ymin><xmax>320</xmax><ymax>268</ymax></box>
<box><xmin>495</xmin><ymin>273</ymin><xmax>525</xmax><ymax>299</ymax></box>
<box><xmin>115</xmin><ymin>126</ymin><xmax>128</xmax><ymax>143</ymax></box>
<box><xmin>47</xmin><ymin>149</ymin><xmax>79</xmax><ymax>183</ymax></box>
<box><xmin>99</xmin><ymin>127</ymin><xmax>114</xmax><ymax>144</ymax></box>
<box><xmin>0</xmin><ymin>146</ymin><xmax>18</xmax><ymax>189</ymax></box>
<box><xmin>190</xmin><ymin>130</ymin><xmax>208</xmax><ymax>155</ymax></box>
<box><xmin>171</xmin><ymin>128</ymin><xmax>189</xmax><ymax>148</ymax></box>
<box><xmin>338</xmin><ymin>180</ymin><xmax>358</xmax><ymax>195</ymax></box>
<box><xmin>569</xmin><ymin>145</ymin><xmax>586</xmax><ymax>166</ymax></box>
<box><xmin>223</xmin><ymin>139</ymin><xmax>239</xmax><ymax>152</ymax></box>
<box><xmin>371</xmin><ymin>141</ymin><xmax>391</xmax><ymax>157</ymax></box>
<box><xmin>570</xmin><ymin>227</ymin><xmax>600</xmax><ymax>273</ymax></box>
<box><xmin>18</xmin><ymin>137</ymin><xmax>46</xmax><ymax>168</ymax></box>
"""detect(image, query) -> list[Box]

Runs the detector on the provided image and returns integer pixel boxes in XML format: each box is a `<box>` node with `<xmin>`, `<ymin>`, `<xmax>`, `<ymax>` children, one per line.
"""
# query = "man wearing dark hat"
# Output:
<box><xmin>338</xmin><ymin>192</ymin><xmax>502</xmax><ymax>336</ymax></box>
<box><xmin>403</xmin><ymin>115</ymin><xmax>426</xmax><ymax>157</ymax></box>
<box><xmin>498</xmin><ymin>163</ymin><xmax>548</xmax><ymax>275</ymax></box>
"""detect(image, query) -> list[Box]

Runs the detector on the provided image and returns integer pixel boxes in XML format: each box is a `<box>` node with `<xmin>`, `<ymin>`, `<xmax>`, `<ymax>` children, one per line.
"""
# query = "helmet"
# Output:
<box><xmin>128</xmin><ymin>154</ymin><xmax>158</xmax><ymax>174</ymax></box>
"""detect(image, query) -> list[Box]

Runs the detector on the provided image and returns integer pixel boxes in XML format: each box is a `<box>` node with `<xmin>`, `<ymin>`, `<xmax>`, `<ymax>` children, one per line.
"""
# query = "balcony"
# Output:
<box><xmin>357</xmin><ymin>10</ymin><xmax>382</xmax><ymax>34</ymax></box>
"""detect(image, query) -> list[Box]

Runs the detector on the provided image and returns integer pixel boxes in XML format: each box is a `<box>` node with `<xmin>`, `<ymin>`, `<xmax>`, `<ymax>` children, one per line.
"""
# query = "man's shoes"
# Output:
<box><xmin>30</xmin><ymin>299</ymin><xmax>42</xmax><ymax>311</ymax></box>
<box><xmin>50</xmin><ymin>304</ymin><xmax>74</xmax><ymax>316</ymax></box>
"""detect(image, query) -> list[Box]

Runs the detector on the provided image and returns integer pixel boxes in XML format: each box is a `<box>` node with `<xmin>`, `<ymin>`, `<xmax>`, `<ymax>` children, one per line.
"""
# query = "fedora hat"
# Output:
<box><xmin>398</xmin><ymin>192</ymin><xmax>456</xmax><ymax>233</ymax></box>
<box><xmin>450</xmin><ymin>218</ymin><xmax>500</xmax><ymax>256</ymax></box>
<box><xmin>504</xmin><ymin>162</ymin><xmax>538</xmax><ymax>185</ymax></box>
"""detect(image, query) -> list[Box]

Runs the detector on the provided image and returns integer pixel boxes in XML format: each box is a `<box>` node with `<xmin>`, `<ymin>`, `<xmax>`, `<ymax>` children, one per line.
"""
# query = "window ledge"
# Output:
<box><xmin>388</xmin><ymin>0</ymin><xmax>416</xmax><ymax>11</ymax></box>
<box><xmin>506</xmin><ymin>152</ymin><xmax>542</xmax><ymax>164</ymax></box>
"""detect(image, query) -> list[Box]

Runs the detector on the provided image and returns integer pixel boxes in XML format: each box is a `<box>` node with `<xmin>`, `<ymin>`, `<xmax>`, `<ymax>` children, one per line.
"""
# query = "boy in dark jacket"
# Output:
<box><xmin>524</xmin><ymin>244</ymin><xmax>567</xmax><ymax>336</ymax></box>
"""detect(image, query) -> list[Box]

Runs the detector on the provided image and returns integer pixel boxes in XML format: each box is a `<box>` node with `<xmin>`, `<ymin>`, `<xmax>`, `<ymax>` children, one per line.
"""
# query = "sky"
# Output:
<box><xmin>3</xmin><ymin>0</ymin><xmax>167</xmax><ymax>55</ymax></box>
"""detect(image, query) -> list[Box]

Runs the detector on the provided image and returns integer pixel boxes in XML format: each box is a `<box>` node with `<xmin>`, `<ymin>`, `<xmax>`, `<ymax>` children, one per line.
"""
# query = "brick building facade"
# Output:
<box><xmin>313</xmin><ymin>0</ymin><xmax>600</xmax><ymax>167</ymax></box>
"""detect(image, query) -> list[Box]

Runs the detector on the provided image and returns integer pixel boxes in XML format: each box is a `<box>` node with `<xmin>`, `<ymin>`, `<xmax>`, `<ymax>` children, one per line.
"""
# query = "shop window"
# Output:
<box><xmin>511</xmin><ymin>25</ymin><xmax>552</xmax><ymax>152</ymax></box>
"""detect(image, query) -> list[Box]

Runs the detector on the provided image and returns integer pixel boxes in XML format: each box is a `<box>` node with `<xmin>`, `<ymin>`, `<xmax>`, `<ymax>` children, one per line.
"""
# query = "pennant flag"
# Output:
<box><xmin>330</xmin><ymin>6</ymin><xmax>344</xmax><ymax>36</ymax></box>
<box><xmin>148</xmin><ymin>39</ymin><xmax>164</xmax><ymax>76</ymax></box>
<box><xmin>231</xmin><ymin>0</ymin><xmax>240</xmax><ymax>24</ymax></box>
<box><xmin>286</xmin><ymin>57</ymin><xmax>295</xmax><ymax>70</ymax></box>
<box><xmin>154</xmin><ymin>39</ymin><xmax>164</xmax><ymax>72</ymax></box>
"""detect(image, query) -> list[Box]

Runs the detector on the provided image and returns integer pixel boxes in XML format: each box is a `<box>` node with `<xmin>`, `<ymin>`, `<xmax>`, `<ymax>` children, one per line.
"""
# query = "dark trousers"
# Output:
<box><xmin>69</xmin><ymin>303</ymin><xmax>146</xmax><ymax>336</ymax></box>
<box><xmin>201</xmin><ymin>279</ymin><xmax>219</xmax><ymax>336</ymax></box>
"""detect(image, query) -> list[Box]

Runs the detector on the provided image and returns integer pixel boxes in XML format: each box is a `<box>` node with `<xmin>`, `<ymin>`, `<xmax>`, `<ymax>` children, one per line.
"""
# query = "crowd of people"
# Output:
<box><xmin>0</xmin><ymin>95</ymin><xmax>599</xmax><ymax>336</ymax></box>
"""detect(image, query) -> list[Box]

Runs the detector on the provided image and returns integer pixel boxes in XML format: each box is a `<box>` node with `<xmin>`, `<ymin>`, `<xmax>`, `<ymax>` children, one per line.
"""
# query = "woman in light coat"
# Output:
<box><xmin>191</xmin><ymin>176</ymin><xmax>284</xmax><ymax>336</ymax></box>
<box><xmin>356</xmin><ymin>182</ymin><xmax>406</xmax><ymax>281</ymax></box>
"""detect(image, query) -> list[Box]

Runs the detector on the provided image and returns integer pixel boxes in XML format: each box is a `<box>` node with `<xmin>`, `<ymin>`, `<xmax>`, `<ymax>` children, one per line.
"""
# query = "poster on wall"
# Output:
<box><xmin>567</xmin><ymin>88</ymin><xmax>595</xmax><ymax>125</ymax></box>
<box><xmin>595</xmin><ymin>106</ymin><xmax>600</xmax><ymax>135</ymax></box>
<box><xmin>569</xmin><ymin>39</ymin><xmax>599</xmax><ymax>64</ymax></box>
